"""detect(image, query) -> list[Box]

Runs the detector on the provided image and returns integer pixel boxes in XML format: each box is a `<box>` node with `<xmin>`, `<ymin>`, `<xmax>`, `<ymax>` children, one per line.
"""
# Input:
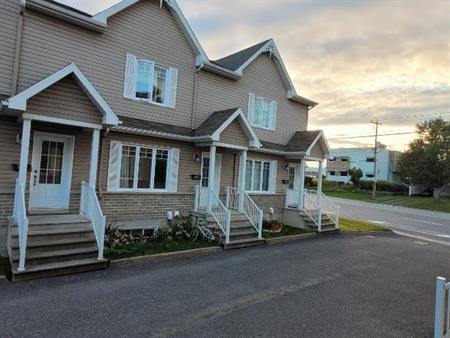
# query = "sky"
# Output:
<box><xmin>59</xmin><ymin>0</ymin><xmax>450</xmax><ymax>151</ymax></box>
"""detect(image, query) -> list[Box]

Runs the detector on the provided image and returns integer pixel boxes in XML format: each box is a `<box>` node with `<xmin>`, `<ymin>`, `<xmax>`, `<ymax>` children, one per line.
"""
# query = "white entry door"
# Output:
<box><xmin>200</xmin><ymin>152</ymin><xmax>222</xmax><ymax>194</ymax></box>
<box><xmin>288</xmin><ymin>164</ymin><xmax>299</xmax><ymax>190</ymax></box>
<box><xmin>29</xmin><ymin>132</ymin><xmax>75</xmax><ymax>210</ymax></box>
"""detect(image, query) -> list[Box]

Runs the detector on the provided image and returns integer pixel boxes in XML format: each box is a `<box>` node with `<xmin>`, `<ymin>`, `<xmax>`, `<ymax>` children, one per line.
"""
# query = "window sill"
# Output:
<box><xmin>251</xmin><ymin>124</ymin><xmax>275</xmax><ymax>132</ymax></box>
<box><xmin>128</xmin><ymin>97</ymin><xmax>173</xmax><ymax>109</ymax></box>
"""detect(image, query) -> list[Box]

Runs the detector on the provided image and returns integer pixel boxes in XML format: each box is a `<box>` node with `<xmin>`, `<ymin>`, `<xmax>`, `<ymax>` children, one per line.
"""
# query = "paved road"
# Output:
<box><xmin>331</xmin><ymin>197</ymin><xmax>450</xmax><ymax>245</ymax></box>
<box><xmin>1</xmin><ymin>233</ymin><xmax>449</xmax><ymax>337</ymax></box>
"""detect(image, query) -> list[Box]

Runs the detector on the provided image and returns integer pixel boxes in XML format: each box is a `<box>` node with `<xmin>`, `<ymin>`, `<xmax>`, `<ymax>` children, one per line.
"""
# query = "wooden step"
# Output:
<box><xmin>11</xmin><ymin>227</ymin><xmax>94</xmax><ymax>241</ymax></box>
<box><xmin>28</xmin><ymin>214</ymin><xmax>90</xmax><ymax>225</ymax></box>
<box><xmin>10</xmin><ymin>246</ymin><xmax>98</xmax><ymax>267</ymax></box>
<box><xmin>12</xmin><ymin>258</ymin><xmax>109</xmax><ymax>282</ymax></box>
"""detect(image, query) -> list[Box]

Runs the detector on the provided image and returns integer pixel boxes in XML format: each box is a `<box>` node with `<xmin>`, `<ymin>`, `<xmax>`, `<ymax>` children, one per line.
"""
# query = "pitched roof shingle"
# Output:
<box><xmin>211</xmin><ymin>40</ymin><xmax>271</xmax><ymax>71</ymax></box>
<box><xmin>193</xmin><ymin>108</ymin><xmax>240</xmax><ymax>137</ymax></box>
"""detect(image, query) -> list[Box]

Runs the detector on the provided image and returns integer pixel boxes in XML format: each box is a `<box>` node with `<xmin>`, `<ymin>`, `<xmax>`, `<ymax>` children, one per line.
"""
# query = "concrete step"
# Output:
<box><xmin>317</xmin><ymin>228</ymin><xmax>341</xmax><ymax>235</ymax></box>
<box><xmin>229</xmin><ymin>229</ymin><xmax>259</xmax><ymax>240</ymax></box>
<box><xmin>10</xmin><ymin>247</ymin><xmax>99</xmax><ymax>267</ymax></box>
<box><xmin>223</xmin><ymin>238</ymin><xmax>265</xmax><ymax>250</ymax></box>
<box><xmin>12</xmin><ymin>258</ymin><xmax>108</xmax><ymax>282</ymax></box>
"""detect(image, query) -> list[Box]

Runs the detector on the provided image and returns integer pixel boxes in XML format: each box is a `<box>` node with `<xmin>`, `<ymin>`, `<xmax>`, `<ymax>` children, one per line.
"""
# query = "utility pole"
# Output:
<box><xmin>371</xmin><ymin>120</ymin><xmax>382</xmax><ymax>199</ymax></box>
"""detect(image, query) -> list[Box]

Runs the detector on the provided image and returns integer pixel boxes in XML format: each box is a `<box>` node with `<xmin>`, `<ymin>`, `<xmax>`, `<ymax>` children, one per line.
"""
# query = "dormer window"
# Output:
<box><xmin>123</xmin><ymin>54</ymin><xmax>178</xmax><ymax>108</ymax></box>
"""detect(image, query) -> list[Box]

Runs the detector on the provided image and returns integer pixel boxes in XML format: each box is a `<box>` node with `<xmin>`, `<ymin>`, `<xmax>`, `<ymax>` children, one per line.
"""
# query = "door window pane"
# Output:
<box><xmin>39</xmin><ymin>140</ymin><xmax>64</xmax><ymax>184</ymax></box>
<box><xmin>138</xmin><ymin>148</ymin><xmax>152</xmax><ymax>188</ymax></box>
<box><xmin>154</xmin><ymin>150</ymin><xmax>168</xmax><ymax>189</ymax></box>
<box><xmin>120</xmin><ymin>146</ymin><xmax>136</xmax><ymax>188</ymax></box>
<box><xmin>201</xmin><ymin>157</ymin><xmax>209</xmax><ymax>188</ymax></box>
<box><xmin>288</xmin><ymin>167</ymin><xmax>295</xmax><ymax>189</ymax></box>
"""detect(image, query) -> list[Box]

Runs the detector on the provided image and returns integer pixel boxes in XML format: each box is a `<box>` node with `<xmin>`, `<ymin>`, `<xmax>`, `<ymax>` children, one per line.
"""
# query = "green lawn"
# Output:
<box><xmin>339</xmin><ymin>217</ymin><xmax>391</xmax><ymax>232</ymax></box>
<box><xmin>105</xmin><ymin>240</ymin><xmax>215</xmax><ymax>260</ymax></box>
<box><xmin>263</xmin><ymin>225</ymin><xmax>312</xmax><ymax>239</ymax></box>
<box><xmin>324</xmin><ymin>189</ymin><xmax>450</xmax><ymax>213</ymax></box>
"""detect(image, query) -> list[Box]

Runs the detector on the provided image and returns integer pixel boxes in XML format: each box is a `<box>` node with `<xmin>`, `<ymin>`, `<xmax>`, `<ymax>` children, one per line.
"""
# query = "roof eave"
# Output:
<box><xmin>26</xmin><ymin>0</ymin><xmax>107</xmax><ymax>32</ymax></box>
<box><xmin>287</xmin><ymin>91</ymin><xmax>319</xmax><ymax>108</ymax></box>
<box><xmin>199</xmin><ymin>62</ymin><xmax>242</xmax><ymax>80</ymax></box>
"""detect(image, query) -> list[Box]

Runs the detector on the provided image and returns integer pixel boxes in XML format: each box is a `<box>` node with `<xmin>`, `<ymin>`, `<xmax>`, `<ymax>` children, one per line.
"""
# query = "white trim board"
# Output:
<box><xmin>23</xmin><ymin>114</ymin><xmax>102</xmax><ymax>130</ymax></box>
<box><xmin>3</xmin><ymin>63</ymin><xmax>119</xmax><ymax>126</ymax></box>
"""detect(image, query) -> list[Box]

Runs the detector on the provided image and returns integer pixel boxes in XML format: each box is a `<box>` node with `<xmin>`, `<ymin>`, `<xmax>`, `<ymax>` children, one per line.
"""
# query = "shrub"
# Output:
<box><xmin>358</xmin><ymin>180</ymin><xmax>407</xmax><ymax>193</ymax></box>
<box><xmin>263</xmin><ymin>219</ymin><xmax>283</xmax><ymax>232</ymax></box>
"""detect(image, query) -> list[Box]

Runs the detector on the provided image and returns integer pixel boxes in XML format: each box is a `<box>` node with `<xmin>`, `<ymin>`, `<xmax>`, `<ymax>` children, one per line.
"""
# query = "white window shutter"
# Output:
<box><xmin>248</xmin><ymin>93</ymin><xmax>255</xmax><ymax>124</ymax></box>
<box><xmin>269</xmin><ymin>100</ymin><xmax>277</xmax><ymax>130</ymax></box>
<box><xmin>166</xmin><ymin>68</ymin><xmax>178</xmax><ymax>108</ymax></box>
<box><xmin>269</xmin><ymin>160</ymin><xmax>278</xmax><ymax>193</ymax></box>
<box><xmin>168</xmin><ymin>148</ymin><xmax>180</xmax><ymax>192</ymax></box>
<box><xmin>123</xmin><ymin>54</ymin><xmax>137</xmax><ymax>99</ymax></box>
<box><xmin>107</xmin><ymin>141</ymin><xmax>122</xmax><ymax>192</ymax></box>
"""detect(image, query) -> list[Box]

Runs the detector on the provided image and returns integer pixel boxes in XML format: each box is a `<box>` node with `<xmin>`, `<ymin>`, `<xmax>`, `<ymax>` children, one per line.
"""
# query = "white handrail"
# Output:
<box><xmin>226</xmin><ymin>187</ymin><xmax>239</xmax><ymax>210</ymax></box>
<box><xmin>318</xmin><ymin>191</ymin><xmax>340</xmax><ymax>229</ymax></box>
<box><xmin>286</xmin><ymin>189</ymin><xmax>299</xmax><ymax>208</ymax></box>
<box><xmin>435</xmin><ymin>277</ymin><xmax>450</xmax><ymax>338</ymax></box>
<box><xmin>303</xmin><ymin>190</ymin><xmax>322</xmax><ymax>231</ymax></box>
<box><xmin>80</xmin><ymin>182</ymin><xmax>105</xmax><ymax>260</ymax></box>
<box><xmin>243</xmin><ymin>191</ymin><xmax>263</xmax><ymax>239</ymax></box>
<box><xmin>13</xmin><ymin>179</ymin><xmax>28</xmax><ymax>271</ymax></box>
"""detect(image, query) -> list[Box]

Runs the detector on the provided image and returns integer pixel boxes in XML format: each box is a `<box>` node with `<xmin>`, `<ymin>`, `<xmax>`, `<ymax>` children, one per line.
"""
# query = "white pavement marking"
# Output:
<box><xmin>393</xmin><ymin>231</ymin><xmax>450</xmax><ymax>247</ymax></box>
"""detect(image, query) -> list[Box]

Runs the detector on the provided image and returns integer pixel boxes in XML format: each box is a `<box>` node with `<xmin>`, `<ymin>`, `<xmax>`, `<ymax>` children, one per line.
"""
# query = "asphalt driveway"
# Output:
<box><xmin>0</xmin><ymin>233</ymin><xmax>448</xmax><ymax>338</ymax></box>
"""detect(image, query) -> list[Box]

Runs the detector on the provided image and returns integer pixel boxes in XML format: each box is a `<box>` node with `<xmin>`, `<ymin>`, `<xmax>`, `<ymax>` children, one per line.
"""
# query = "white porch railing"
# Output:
<box><xmin>243</xmin><ymin>191</ymin><xmax>263</xmax><ymax>239</ymax></box>
<box><xmin>303</xmin><ymin>189</ymin><xmax>322</xmax><ymax>231</ymax></box>
<box><xmin>12</xmin><ymin>179</ymin><xmax>29</xmax><ymax>271</ymax></box>
<box><xmin>194</xmin><ymin>185</ymin><xmax>231</xmax><ymax>243</ymax></box>
<box><xmin>285</xmin><ymin>189</ymin><xmax>299</xmax><ymax>208</ymax></box>
<box><xmin>435</xmin><ymin>277</ymin><xmax>450</xmax><ymax>338</ymax></box>
<box><xmin>226</xmin><ymin>187</ymin><xmax>239</xmax><ymax>210</ymax></box>
<box><xmin>225</xmin><ymin>187</ymin><xmax>263</xmax><ymax>239</ymax></box>
<box><xmin>302</xmin><ymin>189</ymin><xmax>340</xmax><ymax>231</ymax></box>
<box><xmin>80</xmin><ymin>181</ymin><xmax>106</xmax><ymax>260</ymax></box>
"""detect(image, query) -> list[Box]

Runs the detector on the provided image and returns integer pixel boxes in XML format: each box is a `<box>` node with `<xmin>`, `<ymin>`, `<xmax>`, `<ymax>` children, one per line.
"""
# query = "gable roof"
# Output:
<box><xmin>212</xmin><ymin>40</ymin><xmax>271</xmax><ymax>71</ymax></box>
<box><xmin>28</xmin><ymin>0</ymin><xmax>317</xmax><ymax>108</ymax></box>
<box><xmin>2</xmin><ymin>63</ymin><xmax>119</xmax><ymax>126</ymax></box>
<box><xmin>260</xmin><ymin>130</ymin><xmax>331</xmax><ymax>158</ymax></box>
<box><xmin>195</xmin><ymin>108</ymin><xmax>261</xmax><ymax>148</ymax></box>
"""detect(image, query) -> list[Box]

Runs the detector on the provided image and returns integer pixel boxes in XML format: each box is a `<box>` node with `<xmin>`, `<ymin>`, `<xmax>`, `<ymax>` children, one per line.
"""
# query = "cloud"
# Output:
<box><xmin>58</xmin><ymin>0</ymin><xmax>450</xmax><ymax>151</ymax></box>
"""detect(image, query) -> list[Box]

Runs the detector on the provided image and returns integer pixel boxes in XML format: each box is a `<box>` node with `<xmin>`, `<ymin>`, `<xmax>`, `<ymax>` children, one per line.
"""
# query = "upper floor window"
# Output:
<box><xmin>248</xmin><ymin>93</ymin><xmax>277</xmax><ymax>130</ymax></box>
<box><xmin>340</xmin><ymin>158</ymin><xmax>349</xmax><ymax>162</ymax></box>
<box><xmin>123</xmin><ymin>54</ymin><xmax>178</xmax><ymax>108</ymax></box>
<box><xmin>366</xmin><ymin>157</ymin><xmax>375</xmax><ymax>162</ymax></box>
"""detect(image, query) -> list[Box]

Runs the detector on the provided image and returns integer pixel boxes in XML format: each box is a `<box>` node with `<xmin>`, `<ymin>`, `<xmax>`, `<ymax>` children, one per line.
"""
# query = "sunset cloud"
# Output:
<box><xmin>59</xmin><ymin>0</ymin><xmax>450</xmax><ymax>150</ymax></box>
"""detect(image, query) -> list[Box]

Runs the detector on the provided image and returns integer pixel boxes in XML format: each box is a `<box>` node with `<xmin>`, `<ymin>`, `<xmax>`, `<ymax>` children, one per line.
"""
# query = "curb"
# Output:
<box><xmin>0</xmin><ymin>275</ymin><xmax>8</xmax><ymax>285</ymax></box>
<box><xmin>110</xmin><ymin>246</ymin><xmax>222</xmax><ymax>266</ymax></box>
<box><xmin>265</xmin><ymin>232</ymin><xmax>317</xmax><ymax>245</ymax></box>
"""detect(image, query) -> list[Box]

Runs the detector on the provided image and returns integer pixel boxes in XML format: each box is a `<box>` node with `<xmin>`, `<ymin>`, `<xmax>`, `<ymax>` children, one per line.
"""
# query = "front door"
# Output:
<box><xmin>200</xmin><ymin>152</ymin><xmax>222</xmax><ymax>194</ymax></box>
<box><xmin>287</xmin><ymin>163</ymin><xmax>299</xmax><ymax>207</ymax></box>
<box><xmin>29</xmin><ymin>132</ymin><xmax>75</xmax><ymax>210</ymax></box>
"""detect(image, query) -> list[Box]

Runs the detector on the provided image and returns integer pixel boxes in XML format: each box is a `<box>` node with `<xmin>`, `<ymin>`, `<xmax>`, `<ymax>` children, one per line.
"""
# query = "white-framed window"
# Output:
<box><xmin>107</xmin><ymin>141</ymin><xmax>180</xmax><ymax>193</ymax></box>
<box><xmin>123</xmin><ymin>54</ymin><xmax>178</xmax><ymax>108</ymax></box>
<box><xmin>248</xmin><ymin>93</ymin><xmax>277</xmax><ymax>130</ymax></box>
<box><xmin>245</xmin><ymin>159</ymin><xmax>276</xmax><ymax>193</ymax></box>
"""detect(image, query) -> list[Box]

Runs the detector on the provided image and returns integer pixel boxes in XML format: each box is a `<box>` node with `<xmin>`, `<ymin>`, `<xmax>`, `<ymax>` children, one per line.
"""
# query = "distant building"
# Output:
<box><xmin>326</xmin><ymin>145</ymin><xmax>402</xmax><ymax>183</ymax></box>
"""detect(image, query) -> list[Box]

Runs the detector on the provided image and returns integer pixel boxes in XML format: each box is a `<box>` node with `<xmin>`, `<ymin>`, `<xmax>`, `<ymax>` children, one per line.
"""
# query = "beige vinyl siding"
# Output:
<box><xmin>0</xmin><ymin>117</ymin><xmax>21</xmax><ymax>192</ymax></box>
<box><xmin>26</xmin><ymin>75</ymin><xmax>103</xmax><ymax>125</ymax></box>
<box><xmin>309</xmin><ymin>142</ymin><xmax>325</xmax><ymax>159</ymax></box>
<box><xmin>0</xmin><ymin>0</ymin><xmax>20</xmax><ymax>96</ymax></box>
<box><xmin>17</xmin><ymin>0</ymin><xmax>196</xmax><ymax>127</ymax></box>
<box><xmin>99</xmin><ymin>131</ymin><xmax>202</xmax><ymax>194</ymax></box>
<box><xmin>196</xmin><ymin>53</ymin><xmax>309</xmax><ymax>145</ymax></box>
<box><xmin>219</xmin><ymin>120</ymin><xmax>248</xmax><ymax>147</ymax></box>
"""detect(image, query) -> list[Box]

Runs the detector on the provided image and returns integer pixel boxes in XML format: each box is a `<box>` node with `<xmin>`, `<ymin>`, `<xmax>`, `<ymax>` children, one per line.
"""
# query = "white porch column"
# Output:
<box><xmin>207</xmin><ymin>144</ymin><xmax>216</xmax><ymax>212</ymax></box>
<box><xmin>317</xmin><ymin>160</ymin><xmax>324</xmax><ymax>207</ymax></box>
<box><xmin>88</xmin><ymin>129</ymin><xmax>100</xmax><ymax>188</ymax></box>
<box><xmin>238</xmin><ymin>150</ymin><xmax>247</xmax><ymax>212</ymax></box>
<box><xmin>18</xmin><ymin>119</ymin><xmax>31</xmax><ymax>187</ymax></box>
<box><xmin>297</xmin><ymin>159</ymin><xmax>306</xmax><ymax>209</ymax></box>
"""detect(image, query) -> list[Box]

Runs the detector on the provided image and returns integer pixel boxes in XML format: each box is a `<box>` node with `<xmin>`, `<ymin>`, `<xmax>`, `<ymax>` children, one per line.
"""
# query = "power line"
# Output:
<box><xmin>328</xmin><ymin>131</ymin><xmax>417</xmax><ymax>140</ymax></box>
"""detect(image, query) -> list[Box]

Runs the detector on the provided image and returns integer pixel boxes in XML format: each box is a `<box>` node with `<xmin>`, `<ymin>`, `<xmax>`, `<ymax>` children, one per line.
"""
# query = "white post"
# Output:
<box><xmin>207</xmin><ymin>145</ymin><xmax>216</xmax><ymax>212</ymax></box>
<box><xmin>238</xmin><ymin>150</ymin><xmax>247</xmax><ymax>212</ymax></box>
<box><xmin>18</xmin><ymin>119</ymin><xmax>31</xmax><ymax>187</ymax></box>
<box><xmin>434</xmin><ymin>277</ymin><xmax>446</xmax><ymax>338</ymax></box>
<box><xmin>89</xmin><ymin>129</ymin><xmax>100</xmax><ymax>189</ymax></box>
<box><xmin>194</xmin><ymin>185</ymin><xmax>199</xmax><ymax>211</ymax></box>
<box><xmin>298</xmin><ymin>159</ymin><xmax>306</xmax><ymax>210</ymax></box>
<box><xmin>317</xmin><ymin>160</ymin><xmax>323</xmax><ymax>232</ymax></box>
